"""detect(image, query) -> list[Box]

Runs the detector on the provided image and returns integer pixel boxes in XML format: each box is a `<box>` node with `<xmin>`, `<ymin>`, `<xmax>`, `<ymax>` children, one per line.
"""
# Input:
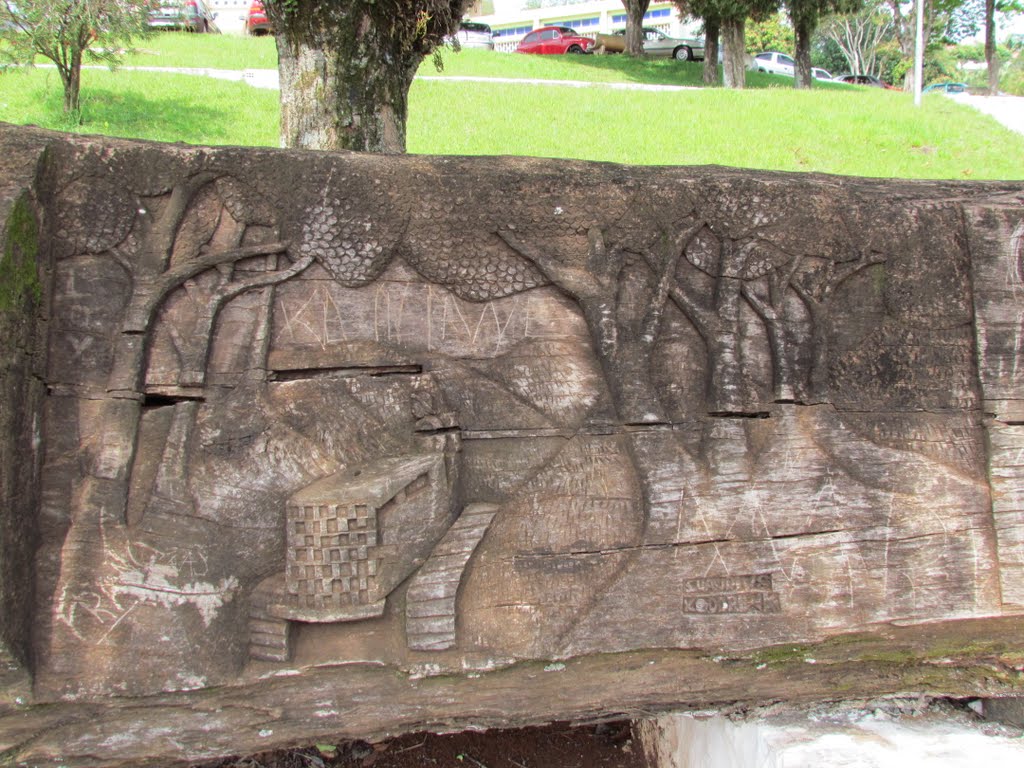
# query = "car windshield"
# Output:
<box><xmin>461</xmin><ymin>22</ymin><xmax>490</xmax><ymax>33</ymax></box>
<box><xmin>556</xmin><ymin>27</ymin><xmax>578</xmax><ymax>36</ymax></box>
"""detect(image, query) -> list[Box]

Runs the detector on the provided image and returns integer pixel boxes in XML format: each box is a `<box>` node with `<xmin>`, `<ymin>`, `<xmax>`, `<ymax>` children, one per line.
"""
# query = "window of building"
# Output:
<box><xmin>549</xmin><ymin>16</ymin><xmax>600</xmax><ymax>30</ymax></box>
<box><xmin>612</xmin><ymin>8</ymin><xmax>672</xmax><ymax>24</ymax></box>
<box><xmin>494</xmin><ymin>24</ymin><xmax>534</xmax><ymax>38</ymax></box>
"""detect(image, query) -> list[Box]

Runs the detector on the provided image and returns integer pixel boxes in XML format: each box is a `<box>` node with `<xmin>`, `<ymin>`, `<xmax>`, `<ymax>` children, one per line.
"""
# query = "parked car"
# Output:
<box><xmin>245</xmin><ymin>0</ymin><xmax>271</xmax><ymax>36</ymax></box>
<box><xmin>754</xmin><ymin>51</ymin><xmax>795</xmax><ymax>76</ymax></box>
<box><xmin>597</xmin><ymin>27</ymin><xmax>704</xmax><ymax>60</ymax></box>
<box><xmin>449</xmin><ymin>21</ymin><xmax>494</xmax><ymax>50</ymax></box>
<box><xmin>923</xmin><ymin>82</ymin><xmax>968</xmax><ymax>94</ymax></box>
<box><xmin>835</xmin><ymin>73</ymin><xmax>896</xmax><ymax>89</ymax></box>
<box><xmin>147</xmin><ymin>0</ymin><xmax>218</xmax><ymax>33</ymax></box>
<box><xmin>516</xmin><ymin>26</ymin><xmax>594</xmax><ymax>55</ymax></box>
<box><xmin>812</xmin><ymin>67</ymin><xmax>832</xmax><ymax>80</ymax></box>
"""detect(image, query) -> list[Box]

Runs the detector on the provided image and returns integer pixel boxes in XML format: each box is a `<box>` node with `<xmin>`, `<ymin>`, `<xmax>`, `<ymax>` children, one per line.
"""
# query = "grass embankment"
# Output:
<box><xmin>1</xmin><ymin>34</ymin><xmax>1022</xmax><ymax>179</ymax></box>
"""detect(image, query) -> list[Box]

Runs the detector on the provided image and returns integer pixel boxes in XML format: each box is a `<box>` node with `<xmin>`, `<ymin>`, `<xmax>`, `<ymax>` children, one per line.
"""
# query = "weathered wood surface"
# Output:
<box><xmin>1</xmin><ymin>124</ymin><xmax>1023</xmax><ymax>766</ymax></box>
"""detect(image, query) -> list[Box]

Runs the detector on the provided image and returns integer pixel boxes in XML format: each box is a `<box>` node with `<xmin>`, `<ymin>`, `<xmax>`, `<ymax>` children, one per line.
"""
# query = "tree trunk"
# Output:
<box><xmin>703</xmin><ymin>19</ymin><xmax>720</xmax><ymax>86</ymax></box>
<box><xmin>793</xmin><ymin>17</ymin><xmax>814</xmax><ymax>90</ymax></box>
<box><xmin>721</xmin><ymin>17</ymin><xmax>746</xmax><ymax>90</ymax></box>
<box><xmin>985</xmin><ymin>0</ymin><xmax>999</xmax><ymax>96</ymax></box>
<box><xmin>707</xmin><ymin>276</ymin><xmax>745</xmax><ymax>413</ymax></box>
<box><xmin>623</xmin><ymin>0</ymin><xmax>651</xmax><ymax>57</ymax></box>
<box><xmin>61</xmin><ymin>51</ymin><xmax>82</xmax><ymax>115</ymax></box>
<box><xmin>272</xmin><ymin>9</ymin><xmax>423</xmax><ymax>153</ymax></box>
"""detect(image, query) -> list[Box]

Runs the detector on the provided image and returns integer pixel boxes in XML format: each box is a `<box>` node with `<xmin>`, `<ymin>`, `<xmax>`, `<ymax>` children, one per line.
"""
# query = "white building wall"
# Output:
<box><xmin>207</xmin><ymin>0</ymin><xmax>250</xmax><ymax>34</ymax></box>
<box><xmin>470</xmin><ymin>1</ymin><xmax>703</xmax><ymax>51</ymax></box>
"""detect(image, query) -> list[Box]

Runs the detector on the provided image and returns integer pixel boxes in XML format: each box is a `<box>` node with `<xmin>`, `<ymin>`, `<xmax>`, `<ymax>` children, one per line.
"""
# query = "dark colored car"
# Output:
<box><xmin>835</xmin><ymin>74</ymin><xmax>896</xmax><ymax>90</ymax></box>
<box><xmin>516</xmin><ymin>26</ymin><xmax>594</xmax><ymax>55</ymax></box>
<box><xmin>148</xmin><ymin>0</ymin><xmax>218</xmax><ymax>33</ymax></box>
<box><xmin>246</xmin><ymin>0</ymin><xmax>271</xmax><ymax>36</ymax></box>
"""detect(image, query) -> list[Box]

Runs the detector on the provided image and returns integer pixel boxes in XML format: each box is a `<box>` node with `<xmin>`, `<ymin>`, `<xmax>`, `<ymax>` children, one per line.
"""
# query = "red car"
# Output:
<box><xmin>246</xmin><ymin>0</ymin><xmax>271</xmax><ymax>36</ymax></box>
<box><xmin>516</xmin><ymin>26</ymin><xmax>594</xmax><ymax>55</ymax></box>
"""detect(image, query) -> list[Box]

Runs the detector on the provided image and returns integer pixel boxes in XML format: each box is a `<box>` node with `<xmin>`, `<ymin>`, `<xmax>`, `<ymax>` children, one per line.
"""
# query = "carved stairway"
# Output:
<box><xmin>405</xmin><ymin>503</ymin><xmax>499</xmax><ymax>652</ymax></box>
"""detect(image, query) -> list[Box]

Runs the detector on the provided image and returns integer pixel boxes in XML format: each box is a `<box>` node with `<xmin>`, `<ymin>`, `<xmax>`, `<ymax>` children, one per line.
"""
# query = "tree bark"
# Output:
<box><xmin>275</xmin><ymin>32</ymin><xmax>417</xmax><ymax>152</ymax></box>
<box><xmin>623</xmin><ymin>0</ymin><xmax>651</xmax><ymax>56</ymax></box>
<box><xmin>60</xmin><ymin>49</ymin><xmax>82</xmax><ymax>114</ymax></box>
<box><xmin>793</xmin><ymin>16</ymin><xmax>814</xmax><ymax>89</ymax></box>
<box><xmin>703</xmin><ymin>18</ymin><xmax>720</xmax><ymax>86</ymax></box>
<box><xmin>267</xmin><ymin>2</ymin><xmax>464</xmax><ymax>153</ymax></box>
<box><xmin>721</xmin><ymin>17</ymin><xmax>746</xmax><ymax>89</ymax></box>
<box><xmin>985</xmin><ymin>0</ymin><xmax>999</xmax><ymax>95</ymax></box>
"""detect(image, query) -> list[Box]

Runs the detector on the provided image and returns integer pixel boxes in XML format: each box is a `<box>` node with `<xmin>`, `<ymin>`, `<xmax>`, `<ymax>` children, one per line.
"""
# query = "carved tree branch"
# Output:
<box><xmin>137</xmin><ymin>172</ymin><xmax>221</xmax><ymax>276</ymax></box>
<box><xmin>123</xmin><ymin>241</ymin><xmax>291</xmax><ymax>333</ymax></box>
<box><xmin>639</xmin><ymin>222</ymin><xmax>704</xmax><ymax>347</ymax></box>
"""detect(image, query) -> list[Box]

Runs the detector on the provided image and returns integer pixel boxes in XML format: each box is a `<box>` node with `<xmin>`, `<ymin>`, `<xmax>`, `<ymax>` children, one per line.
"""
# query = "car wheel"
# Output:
<box><xmin>567</xmin><ymin>44</ymin><xmax>584</xmax><ymax>54</ymax></box>
<box><xmin>673</xmin><ymin>46</ymin><xmax>691</xmax><ymax>61</ymax></box>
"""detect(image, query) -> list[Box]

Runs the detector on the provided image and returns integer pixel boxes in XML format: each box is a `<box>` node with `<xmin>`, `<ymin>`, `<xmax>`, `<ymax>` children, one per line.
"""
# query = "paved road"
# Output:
<box><xmin>948</xmin><ymin>93</ymin><xmax>1024</xmax><ymax>136</ymax></box>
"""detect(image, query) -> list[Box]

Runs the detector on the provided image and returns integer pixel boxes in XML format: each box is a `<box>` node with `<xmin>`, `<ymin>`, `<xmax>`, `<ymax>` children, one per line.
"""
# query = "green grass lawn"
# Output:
<box><xmin>2</xmin><ymin>34</ymin><xmax>1022</xmax><ymax>180</ymax></box>
<box><xmin>121</xmin><ymin>31</ymin><xmax>279</xmax><ymax>69</ymax></box>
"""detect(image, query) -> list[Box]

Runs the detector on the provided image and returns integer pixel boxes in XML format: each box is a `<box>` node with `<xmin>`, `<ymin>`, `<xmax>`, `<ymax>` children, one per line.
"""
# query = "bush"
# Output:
<box><xmin>746</xmin><ymin>14</ymin><xmax>795</xmax><ymax>55</ymax></box>
<box><xmin>1002</xmin><ymin>59</ymin><xmax>1024</xmax><ymax>96</ymax></box>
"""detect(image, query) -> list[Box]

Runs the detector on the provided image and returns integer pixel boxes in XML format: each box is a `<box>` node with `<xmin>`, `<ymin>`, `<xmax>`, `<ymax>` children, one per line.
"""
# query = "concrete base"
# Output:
<box><xmin>636</xmin><ymin>700</ymin><xmax>1024</xmax><ymax>768</ymax></box>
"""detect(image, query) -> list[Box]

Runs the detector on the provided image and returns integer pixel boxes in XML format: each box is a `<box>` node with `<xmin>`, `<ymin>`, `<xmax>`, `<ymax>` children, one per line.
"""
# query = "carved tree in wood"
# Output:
<box><xmin>659</xmin><ymin>229</ymin><xmax>792</xmax><ymax>413</ymax></box>
<box><xmin>791</xmin><ymin>249</ymin><xmax>887</xmax><ymax>402</ymax></box>
<box><xmin>50</xmin><ymin>167</ymin><xmax>313</xmax><ymax>681</ymax></box>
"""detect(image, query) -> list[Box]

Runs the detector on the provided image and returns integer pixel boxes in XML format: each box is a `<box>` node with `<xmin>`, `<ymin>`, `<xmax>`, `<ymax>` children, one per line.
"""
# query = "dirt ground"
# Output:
<box><xmin>201</xmin><ymin>721</ymin><xmax>647</xmax><ymax>768</ymax></box>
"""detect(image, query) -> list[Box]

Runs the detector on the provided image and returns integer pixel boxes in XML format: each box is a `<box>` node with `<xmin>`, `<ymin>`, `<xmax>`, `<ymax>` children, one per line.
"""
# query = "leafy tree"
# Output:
<box><xmin>0</xmin><ymin>0</ymin><xmax>149</xmax><ymax>115</ymax></box>
<box><xmin>745</xmin><ymin>12</ymin><xmax>796</xmax><ymax>53</ymax></box>
<box><xmin>265</xmin><ymin>0</ymin><xmax>470</xmax><ymax>153</ymax></box>
<box><xmin>954</xmin><ymin>0</ymin><xmax>1023</xmax><ymax>93</ymax></box>
<box><xmin>819</xmin><ymin>6</ymin><xmax>894</xmax><ymax>77</ymax></box>
<box><xmin>946</xmin><ymin>0</ymin><xmax>985</xmax><ymax>40</ymax></box>
<box><xmin>622</xmin><ymin>0</ymin><xmax>652</xmax><ymax>55</ymax></box>
<box><xmin>675</xmin><ymin>0</ymin><xmax>779</xmax><ymax>88</ymax></box>
<box><xmin>787</xmin><ymin>0</ymin><xmax>861</xmax><ymax>88</ymax></box>
<box><xmin>886</xmin><ymin>0</ymin><xmax>965</xmax><ymax>90</ymax></box>
<box><xmin>811</xmin><ymin>31</ymin><xmax>852</xmax><ymax>72</ymax></box>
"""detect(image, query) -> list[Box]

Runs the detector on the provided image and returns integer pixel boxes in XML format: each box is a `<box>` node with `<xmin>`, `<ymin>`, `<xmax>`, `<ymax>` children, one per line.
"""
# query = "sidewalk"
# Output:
<box><xmin>948</xmin><ymin>92</ymin><xmax>1024</xmax><ymax>136</ymax></box>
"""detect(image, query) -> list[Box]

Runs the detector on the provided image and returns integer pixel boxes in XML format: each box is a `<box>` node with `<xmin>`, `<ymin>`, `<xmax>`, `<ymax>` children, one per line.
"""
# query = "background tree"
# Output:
<box><xmin>674</xmin><ymin>0</ymin><xmax>720</xmax><ymax>84</ymax></box>
<box><xmin>886</xmin><ymin>0</ymin><xmax>964</xmax><ymax>89</ymax></box>
<box><xmin>787</xmin><ymin>0</ymin><xmax>861</xmax><ymax>87</ymax></box>
<box><xmin>622</xmin><ymin>0</ymin><xmax>653</xmax><ymax>55</ymax></box>
<box><xmin>745</xmin><ymin>11</ymin><xmax>796</xmax><ymax>53</ymax></box>
<box><xmin>676</xmin><ymin>0</ymin><xmax>779</xmax><ymax>87</ymax></box>
<box><xmin>947</xmin><ymin>0</ymin><xmax>1021</xmax><ymax>93</ymax></box>
<box><xmin>0</xmin><ymin>0</ymin><xmax>149</xmax><ymax>115</ymax></box>
<box><xmin>265</xmin><ymin>0</ymin><xmax>469</xmax><ymax>153</ymax></box>
<box><xmin>819</xmin><ymin>6</ymin><xmax>894</xmax><ymax>76</ymax></box>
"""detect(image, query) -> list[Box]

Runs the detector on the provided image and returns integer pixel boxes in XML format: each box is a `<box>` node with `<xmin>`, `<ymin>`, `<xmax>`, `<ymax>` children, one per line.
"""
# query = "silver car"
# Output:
<box><xmin>613</xmin><ymin>27</ymin><xmax>705</xmax><ymax>61</ymax></box>
<box><xmin>449</xmin><ymin>21</ymin><xmax>494</xmax><ymax>51</ymax></box>
<box><xmin>147</xmin><ymin>0</ymin><xmax>218</xmax><ymax>33</ymax></box>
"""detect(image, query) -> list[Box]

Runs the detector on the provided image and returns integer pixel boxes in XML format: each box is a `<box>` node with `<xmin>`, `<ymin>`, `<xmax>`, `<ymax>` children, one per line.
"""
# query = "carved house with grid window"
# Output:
<box><xmin>249</xmin><ymin>454</ymin><xmax>457</xmax><ymax>661</ymax></box>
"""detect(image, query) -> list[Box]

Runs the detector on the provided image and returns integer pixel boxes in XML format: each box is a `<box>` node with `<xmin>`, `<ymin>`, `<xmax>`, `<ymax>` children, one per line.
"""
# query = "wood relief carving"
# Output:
<box><xmin>1</xmin><ymin>126</ymin><xmax>1023</xmax><ymax>765</ymax></box>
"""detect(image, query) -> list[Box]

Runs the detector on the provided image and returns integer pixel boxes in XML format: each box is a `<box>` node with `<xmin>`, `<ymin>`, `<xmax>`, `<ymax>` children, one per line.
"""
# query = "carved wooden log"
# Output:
<box><xmin>1</xmin><ymin>125</ymin><xmax>1023</xmax><ymax>766</ymax></box>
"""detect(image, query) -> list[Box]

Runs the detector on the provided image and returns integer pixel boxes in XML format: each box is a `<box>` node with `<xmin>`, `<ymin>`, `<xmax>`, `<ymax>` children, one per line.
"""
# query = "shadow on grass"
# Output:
<box><xmin>75</xmin><ymin>86</ymin><xmax>252</xmax><ymax>144</ymax></box>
